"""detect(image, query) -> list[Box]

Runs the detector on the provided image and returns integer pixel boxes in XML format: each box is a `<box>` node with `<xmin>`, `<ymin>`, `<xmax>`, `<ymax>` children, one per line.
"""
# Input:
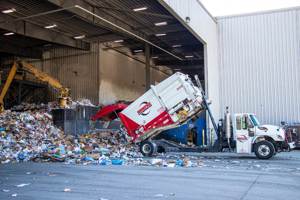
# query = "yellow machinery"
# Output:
<box><xmin>0</xmin><ymin>61</ymin><xmax>70</xmax><ymax>112</ymax></box>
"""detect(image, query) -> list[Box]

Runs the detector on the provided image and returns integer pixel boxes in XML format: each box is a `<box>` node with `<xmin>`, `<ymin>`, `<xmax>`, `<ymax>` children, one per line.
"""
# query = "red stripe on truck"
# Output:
<box><xmin>144</xmin><ymin>111</ymin><xmax>174</xmax><ymax>131</ymax></box>
<box><xmin>119</xmin><ymin>111</ymin><xmax>175</xmax><ymax>142</ymax></box>
<box><xmin>119</xmin><ymin>113</ymin><xmax>140</xmax><ymax>139</ymax></box>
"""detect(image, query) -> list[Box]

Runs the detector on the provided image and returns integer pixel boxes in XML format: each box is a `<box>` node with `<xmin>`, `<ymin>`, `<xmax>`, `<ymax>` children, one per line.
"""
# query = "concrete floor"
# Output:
<box><xmin>1</xmin><ymin>151</ymin><xmax>300</xmax><ymax>200</ymax></box>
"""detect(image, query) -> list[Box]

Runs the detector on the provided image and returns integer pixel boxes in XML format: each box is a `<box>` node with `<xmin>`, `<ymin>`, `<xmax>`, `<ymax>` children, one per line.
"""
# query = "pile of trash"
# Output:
<box><xmin>11</xmin><ymin>103</ymin><xmax>48</xmax><ymax>112</ymax></box>
<box><xmin>0</xmin><ymin>109</ymin><xmax>63</xmax><ymax>163</ymax></box>
<box><xmin>73</xmin><ymin>98</ymin><xmax>96</xmax><ymax>107</ymax></box>
<box><xmin>0</xmin><ymin>103</ymin><xmax>204</xmax><ymax>168</ymax></box>
<box><xmin>47</xmin><ymin>98</ymin><xmax>97</xmax><ymax>110</ymax></box>
<box><xmin>0</xmin><ymin>108</ymin><xmax>137</xmax><ymax>164</ymax></box>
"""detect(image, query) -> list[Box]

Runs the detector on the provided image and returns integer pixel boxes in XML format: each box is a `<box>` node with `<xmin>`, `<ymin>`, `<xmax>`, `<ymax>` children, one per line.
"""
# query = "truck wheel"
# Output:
<box><xmin>254</xmin><ymin>141</ymin><xmax>275</xmax><ymax>159</ymax></box>
<box><xmin>140</xmin><ymin>141</ymin><xmax>157</xmax><ymax>157</ymax></box>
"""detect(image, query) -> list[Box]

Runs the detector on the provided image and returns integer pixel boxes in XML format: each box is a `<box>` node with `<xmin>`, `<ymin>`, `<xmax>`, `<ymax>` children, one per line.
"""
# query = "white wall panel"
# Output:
<box><xmin>218</xmin><ymin>8</ymin><xmax>300</xmax><ymax>125</ymax></box>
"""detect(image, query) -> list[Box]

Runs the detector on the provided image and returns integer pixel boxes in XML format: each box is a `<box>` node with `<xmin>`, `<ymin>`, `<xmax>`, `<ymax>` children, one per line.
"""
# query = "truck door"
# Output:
<box><xmin>235</xmin><ymin>114</ymin><xmax>252</xmax><ymax>154</ymax></box>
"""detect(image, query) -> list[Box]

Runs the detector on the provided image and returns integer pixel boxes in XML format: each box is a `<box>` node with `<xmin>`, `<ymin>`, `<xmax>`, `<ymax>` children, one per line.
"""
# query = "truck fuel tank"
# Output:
<box><xmin>224</xmin><ymin>108</ymin><xmax>231</xmax><ymax>139</ymax></box>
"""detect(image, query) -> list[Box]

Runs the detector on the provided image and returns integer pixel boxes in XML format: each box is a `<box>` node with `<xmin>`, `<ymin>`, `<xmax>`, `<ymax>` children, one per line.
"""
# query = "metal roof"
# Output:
<box><xmin>0</xmin><ymin>0</ymin><xmax>204</xmax><ymax>79</ymax></box>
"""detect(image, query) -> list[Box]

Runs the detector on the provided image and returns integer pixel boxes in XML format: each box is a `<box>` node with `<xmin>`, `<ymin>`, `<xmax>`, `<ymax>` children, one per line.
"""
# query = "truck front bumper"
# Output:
<box><xmin>287</xmin><ymin>141</ymin><xmax>296</xmax><ymax>149</ymax></box>
<box><xmin>276</xmin><ymin>141</ymin><xmax>295</xmax><ymax>152</ymax></box>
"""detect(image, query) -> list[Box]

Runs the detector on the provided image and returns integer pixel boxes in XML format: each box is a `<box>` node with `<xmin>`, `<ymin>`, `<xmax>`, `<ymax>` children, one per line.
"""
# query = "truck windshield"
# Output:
<box><xmin>250</xmin><ymin>114</ymin><xmax>260</xmax><ymax>126</ymax></box>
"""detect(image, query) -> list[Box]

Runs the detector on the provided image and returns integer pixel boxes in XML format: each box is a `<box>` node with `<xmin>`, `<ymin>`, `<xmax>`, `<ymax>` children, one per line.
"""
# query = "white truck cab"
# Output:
<box><xmin>231</xmin><ymin>113</ymin><xmax>295</xmax><ymax>159</ymax></box>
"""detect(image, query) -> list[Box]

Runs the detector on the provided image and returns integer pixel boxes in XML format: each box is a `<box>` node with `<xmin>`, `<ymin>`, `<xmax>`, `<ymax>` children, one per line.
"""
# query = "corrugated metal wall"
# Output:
<box><xmin>32</xmin><ymin>43</ymin><xmax>100</xmax><ymax>103</ymax></box>
<box><xmin>218</xmin><ymin>8</ymin><xmax>300</xmax><ymax>125</ymax></box>
<box><xmin>99</xmin><ymin>47</ymin><xmax>168</xmax><ymax>105</ymax></box>
<box><xmin>28</xmin><ymin>43</ymin><xmax>167</xmax><ymax>105</ymax></box>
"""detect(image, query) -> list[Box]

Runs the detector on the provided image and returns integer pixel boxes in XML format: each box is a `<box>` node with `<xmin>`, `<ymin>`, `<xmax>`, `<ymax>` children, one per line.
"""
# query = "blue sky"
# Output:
<box><xmin>200</xmin><ymin>0</ymin><xmax>300</xmax><ymax>16</ymax></box>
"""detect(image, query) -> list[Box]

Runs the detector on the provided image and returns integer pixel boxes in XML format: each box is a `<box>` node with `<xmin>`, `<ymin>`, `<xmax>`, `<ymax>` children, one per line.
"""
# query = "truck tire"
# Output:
<box><xmin>254</xmin><ymin>141</ymin><xmax>275</xmax><ymax>159</ymax></box>
<box><xmin>140</xmin><ymin>141</ymin><xmax>157</xmax><ymax>157</ymax></box>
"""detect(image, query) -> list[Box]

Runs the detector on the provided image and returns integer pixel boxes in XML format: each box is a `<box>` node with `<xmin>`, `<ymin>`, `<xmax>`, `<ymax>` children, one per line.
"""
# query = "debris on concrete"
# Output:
<box><xmin>48</xmin><ymin>99</ymin><xmax>97</xmax><ymax>110</ymax></box>
<box><xmin>0</xmin><ymin>103</ymin><xmax>207</xmax><ymax>168</ymax></box>
<box><xmin>63</xmin><ymin>188</ymin><xmax>71</xmax><ymax>192</ymax></box>
<box><xmin>154</xmin><ymin>194</ymin><xmax>164</xmax><ymax>198</ymax></box>
<box><xmin>1</xmin><ymin>102</ymin><xmax>298</xmax><ymax>172</ymax></box>
<box><xmin>150</xmin><ymin>158</ymin><xmax>163</xmax><ymax>166</ymax></box>
<box><xmin>73</xmin><ymin>98</ymin><xmax>96</xmax><ymax>107</ymax></box>
<box><xmin>15</xmin><ymin>183</ymin><xmax>30</xmax><ymax>188</ymax></box>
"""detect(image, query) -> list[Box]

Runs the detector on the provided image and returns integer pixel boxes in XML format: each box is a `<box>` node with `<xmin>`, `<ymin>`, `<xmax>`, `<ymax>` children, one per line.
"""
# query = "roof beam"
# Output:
<box><xmin>170</xmin><ymin>65</ymin><xmax>204</xmax><ymax>70</ymax></box>
<box><xmin>46</xmin><ymin>0</ymin><xmax>183</xmax><ymax>60</ymax></box>
<box><xmin>136</xmin><ymin>23</ymin><xmax>186</xmax><ymax>35</ymax></box>
<box><xmin>0</xmin><ymin>13</ymin><xmax>90</xmax><ymax>50</ymax></box>
<box><xmin>0</xmin><ymin>40</ymin><xmax>43</xmax><ymax>59</ymax></box>
<box><xmin>91</xmin><ymin>5</ymin><xmax>174</xmax><ymax>19</ymax></box>
<box><xmin>46</xmin><ymin>0</ymin><xmax>147</xmax><ymax>40</ymax></box>
<box><xmin>155</xmin><ymin>59</ymin><xmax>203</xmax><ymax>66</ymax></box>
<box><xmin>88</xmin><ymin>32</ymin><xmax>126</xmax><ymax>43</ymax></box>
<box><xmin>152</xmin><ymin>46</ymin><xmax>203</xmax><ymax>56</ymax></box>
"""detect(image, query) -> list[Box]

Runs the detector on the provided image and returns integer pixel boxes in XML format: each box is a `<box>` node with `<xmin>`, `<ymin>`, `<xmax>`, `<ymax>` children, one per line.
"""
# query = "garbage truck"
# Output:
<box><xmin>92</xmin><ymin>72</ymin><xmax>294</xmax><ymax>159</ymax></box>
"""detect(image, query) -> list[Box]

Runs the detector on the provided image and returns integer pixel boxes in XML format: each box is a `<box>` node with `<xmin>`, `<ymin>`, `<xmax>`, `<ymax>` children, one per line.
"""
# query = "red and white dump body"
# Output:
<box><xmin>93</xmin><ymin>72</ymin><xmax>205</xmax><ymax>143</ymax></box>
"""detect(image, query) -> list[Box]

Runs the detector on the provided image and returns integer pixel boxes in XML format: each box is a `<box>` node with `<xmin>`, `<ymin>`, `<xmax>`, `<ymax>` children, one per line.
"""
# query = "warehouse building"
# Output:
<box><xmin>0</xmin><ymin>0</ymin><xmax>299</xmax><ymax>127</ymax></box>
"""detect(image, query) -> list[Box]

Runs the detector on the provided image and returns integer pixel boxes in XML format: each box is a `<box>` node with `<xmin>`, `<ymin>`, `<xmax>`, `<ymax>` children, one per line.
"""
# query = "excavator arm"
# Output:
<box><xmin>19</xmin><ymin>62</ymin><xmax>70</xmax><ymax>103</ymax></box>
<box><xmin>0</xmin><ymin>61</ymin><xmax>70</xmax><ymax>112</ymax></box>
<box><xmin>0</xmin><ymin>62</ymin><xmax>18</xmax><ymax>112</ymax></box>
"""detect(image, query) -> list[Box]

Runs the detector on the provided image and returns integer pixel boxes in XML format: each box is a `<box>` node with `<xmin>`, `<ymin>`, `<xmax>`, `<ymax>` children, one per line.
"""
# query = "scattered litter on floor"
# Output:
<box><xmin>15</xmin><ymin>183</ymin><xmax>30</xmax><ymax>188</ymax></box>
<box><xmin>6</xmin><ymin>102</ymin><xmax>288</xmax><ymax>170</ymax></box>
<box><xmin>63</xmin><ymin>188</ymin><xmax>71</xmax><ymax>192</ymax></box>
<box><xmin>73</xmin><ymin>99</ymin><xmax>96</xmax><ymax>107</ymax></box>
<box><xmin>11</xmin><ymin>193</ymin><xmax>17</xmax><ymax>197</ymax></box>
<box><xmin>154</xmin><ymin>194</ymin><xmax>164</xmax><ymax>198</ymax></box>
<box><xmin>0</xmin><ymin>103</ymin><xmax>207</xmax><ymax>168</ymax></box>
<box><xmin>150</xmin><ymin>158</ymin><xmax>163</xmax><ymax>165</ymax></box>
<box><xmin>47</xmin><ymin>172</ymin><xmax>57</xmax><ymax>177</ymax></box>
